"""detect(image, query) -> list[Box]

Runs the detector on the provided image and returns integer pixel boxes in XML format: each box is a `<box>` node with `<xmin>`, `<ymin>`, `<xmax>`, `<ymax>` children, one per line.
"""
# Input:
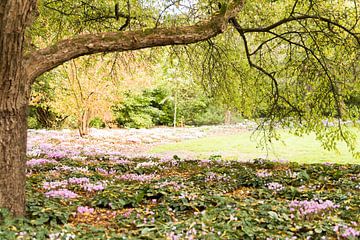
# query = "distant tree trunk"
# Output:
<box><xmin>78</xmin><ymin>109</ymin><xmax>90</xmax><ymax>137</ymax></box>
<box><xmin>225</xmin><ymin>109</ymin><xmax>232</xmax><ymax>125</ymax></box>
<box><xmin>173</xmin><ymin>92</ymin><xmax>177</xmax><ymax>128</ymax></box>
<box><xmin>0</xmin><ymin>0</ymin><xmax>35</xmax><ymax>216</ymax></box>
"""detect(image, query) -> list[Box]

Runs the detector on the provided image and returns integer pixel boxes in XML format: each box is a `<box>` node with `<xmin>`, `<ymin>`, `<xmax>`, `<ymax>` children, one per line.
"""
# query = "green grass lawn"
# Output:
<box><xmin>151</xmin><ymin>130</ymin><xmax>360</xmax><ymax>164</ymax></box>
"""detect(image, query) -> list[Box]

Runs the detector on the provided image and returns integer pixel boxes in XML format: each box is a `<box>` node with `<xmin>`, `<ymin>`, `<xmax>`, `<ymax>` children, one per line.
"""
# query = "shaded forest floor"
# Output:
<box><xmin>0</xmin><ymin>127</ymin><xmax>358</xmax><ymax>239</ymax></box>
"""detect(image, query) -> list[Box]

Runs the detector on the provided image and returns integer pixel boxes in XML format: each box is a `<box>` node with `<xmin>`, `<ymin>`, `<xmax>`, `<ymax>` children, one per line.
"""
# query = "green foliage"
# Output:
<box><xmin>10</xmin><ymin>151</ymin><xmax>360</xmax><ymax>239</ymax></box>
<box><xmin>27</xmin><ymin>115</ymin><xmax>42</xmax><ymax>130</ymax></box>
<box><xmin>89</xmin><ymin>117</ymin><xmax>106</xmax><ymax>129</ymax></box>
<box><xmin>29</xmin><ymin>72</ymin><xmax>67</xmax><ymax>129</ymax></box>
<box><xmin>112</xmin><ymin>89</ymin><xmax>166</xmax><ymax>128</ymax></box>
<box><xmin>112</xmin><ymin>87</ymin><xmax>227</xmax><ymax>128</ymax></box>
<box><xmin>27</xmin><ymin>106</ymin><xmax>66</xmax><ymax>129</ymax></box>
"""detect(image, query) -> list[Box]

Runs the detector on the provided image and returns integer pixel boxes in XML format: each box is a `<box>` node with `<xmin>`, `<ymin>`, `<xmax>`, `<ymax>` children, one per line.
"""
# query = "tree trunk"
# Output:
<box><xmin>225</xmin><ymin>110</ymin><xmax>232</xmax><ymax>125</ymax></box>
<box><xmin>0</xmin><ymin>0</ymin><xmax>35</xmax><ymax>216</ymax></box>
<box><xmin>0</xmin><ymin>108</ymin><xmax>28</xmax><ymax>216</ymax></box>
<box><xmin>78</xmin><ymin>109</ymin><xmax>90</xmax><ymax>137</ymax></box>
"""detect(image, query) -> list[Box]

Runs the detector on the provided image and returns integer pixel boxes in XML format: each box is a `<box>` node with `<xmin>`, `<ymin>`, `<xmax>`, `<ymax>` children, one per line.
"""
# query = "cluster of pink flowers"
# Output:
<box><xmin>185</xmin><ymin>227</ymin><xmax>197</xmax><ymax>239</ymax></box>
<box><xmin>117</xmin><ymin>173</ymin><xmax>157</xmax><ymax>182</ymax></box>
<box><xmin>55</xmin><ymin>166</ymin><xmax>89</xmax><ymax>174</ymax></box>
<box><xmin>157</xmin><ymin>181</ymin><xmax>183</xmax><ymax>191</ymax></box>
<box><xmin>77</xmin><ymin>206</ymin><xmax>95</xmax><ymax>214</ymax></box>
<box><xmin>82</xmin><ymin>182</ymin><xmax>106</xmax><ymax>192</ymax></box>
<box><xmin>289</xmin><ymin>199</ymin><xmax>339</xmax><ymax>218</ymax></box>
<box><xmin>43</xmin><ymin>177</ymin><xmax>106</xmax><ymax>198</ymax></box>
<box><xmin>48</xmin><ymin>230</ymin><xmax>76</xmax><ymax>240</ymax></box>
<box><xmin>68</xmin><ymin>177</ymin><xmax>90</xmax><ymax>185</ymax></box>
<box><xmin>26</xmin><ymin>158</ymin><xmax>57</xmax><ymax>167</ymax></box>
<box><xmin>205</xmin><ymin>172</ymin><xmax>231</xmax><ymax>182</ymax></box>
<box><xmin>167</xmin><ymin>232</ymin><xmax>182</xmax><ymax>240</ymax></box>
<box><xmin>136</xmin><ymin>161</ymin><xmax>158</xmax><ymax>168</ymax></box>
<box><xmin>67</xmin><ymin>177</ymin><xmax>106</xmax><ymax>192</ymax></box>
<box><xmin>122</xmin><ymin>209</ymin><xmax>134</xmax><ymax>218</ymax></box>
<box><xmin>199</xmin><ymin>159</ymin><xmax>211</xmax><ymax>166</ymax></box>
<box><xmin>43</xmin><ymin>180</ymin><xmax>68</xmax><ymax>190</ymax></box>
<box><xmin>266</xmin><ymin>182</ymin><xmax>285</xmax><ymax>192</ymax></box>
<box><xmin>256</xmin><ymin>170</ymin><xmax>272</xmax><ymax>178</ymax></box>
<box><xmin>159</xmin><ymin>157</ymin><xmax>179</xmax><ymax>167</ymax></box>
<box><xmin>334</xmin><ymin>223</ymin><xmax>360</xmax><ymax>239</ymax></box>
<box><xmin>46</xmin><ymin>152</ymin><xmax>65</xmax><ymax>159</ymax></box>
<box><xmin>45</xmin><ymin>189</ymin><xmax>78</xmax><ymax>199</ymax></box>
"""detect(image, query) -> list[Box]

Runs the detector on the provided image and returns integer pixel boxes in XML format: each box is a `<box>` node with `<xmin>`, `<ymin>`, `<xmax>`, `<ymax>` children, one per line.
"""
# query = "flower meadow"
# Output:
<box><xmin>0</xmin><ymin>130</ymin><xmax>359</xmax><ymax>239</ymax></box>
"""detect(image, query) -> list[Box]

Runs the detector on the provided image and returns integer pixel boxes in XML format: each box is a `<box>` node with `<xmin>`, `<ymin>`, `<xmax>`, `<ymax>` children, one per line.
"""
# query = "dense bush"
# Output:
<box><xmin>112</xmin><ymin>89</ymin><xmax>168</xmax><ymax>128</ymax></box>
<box><xmin>89</xmin><ymin>117</ymin><xmax>106</xmax><ymax>129</ymax></box>
<box><xmin>27</xmin><ymin>106</ymin><xmax>67</xmax><ymax>129</ymax></box>
<box><xmin>112</xmin><ymin>88</ymin><xmax>228</xmax><ymax>128</ymax></box>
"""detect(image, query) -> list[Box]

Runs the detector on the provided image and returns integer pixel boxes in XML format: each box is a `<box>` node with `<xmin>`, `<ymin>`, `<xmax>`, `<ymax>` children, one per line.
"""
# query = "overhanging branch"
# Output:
<box><xmin>24</xmin><ymin>0</ymin><xmax>244</xmax><ymax>82</ymax></box>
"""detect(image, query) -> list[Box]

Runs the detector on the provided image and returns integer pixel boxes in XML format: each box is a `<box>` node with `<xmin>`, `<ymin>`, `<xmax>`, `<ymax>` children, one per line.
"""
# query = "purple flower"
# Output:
<box><xmin>45</xmin><ymin>189</ymin><xmax>78</xmax><ymax>199</ymax></box>
<box><xmin>205</xmin><ymin>172</ymin><xmax>230</xmax><ymax>182</ymax></box>
<box><xmin>77</xmin><ymin>206</ymin><xmax>95</xmax><ymax>214</ymax></box>
<box><xmin>96</xmin><ymin>167</ymin><xmax>109</xmax><ymax>175</ymax></box>
<box><xmin>68</xmin><ymin>177</ymin><xmax>90</xmax><ymax>185</ymax></box>
<box><xmin>136</xmin><ymin>161</ymin><xmax>158</xmax><ymax>168</ymax></box>
<box><xmin>290</xmin><ymin>199</ymin><xmax>339</xmax><ymax>218</ymax></box>
<box><xmin>159</xmin><ymin>156</ymin><xmax>173</xmax><ymax>163</ymax></box>
<box><xmin>199</xmin><ymin>159</ymin><xmax>211</xmax><ymax>166</ymax></box>
<box><xmin>43</xmin><ymin>180</ymin><xmax>68</xmax><ymax>190</ymax></box>
<box><xmin>256</xmin><ymin>170</ymin><xmax>272</xmax><ymax>178</ymax></box>
<box><xmin>334</xmin><ymin>224</ymin><xmax>360</xmax><ymax>239</ymax></box>
<box><xmin>266</xmin><ymin>182</ymin><xmax>284</xmax><ymax>192</ymax></box>
<box><xmin>55</xmin><ymin>166</ymin><xmax>89</xmax><ymax>174</ymax></box>
<box><xmin>167</xmin><ymin>232</ymin><xmax>181</xmax><ymax>240</ymax></box>
<box><xmin>82</xmin><ymin>182</ymin><xmax>106</xmax><ymax>192</ymax></box>
<box><xmin>122</xmin><ymin>209</ymin><xmax>133</xmax><ymax>218</ymax></box>
<box><xmin>47</xmin><ymin>152</ymin><xmax>65</xmax><ymax>159</ymax></box>
<box><xmin>26</xmin><ymin>158</ymin><xmax>57</xmax><ymax>167</ymax></box>
<box><xmin>117</xmin><ymin>173</ymin><xmax>157</xmax><ymax>182</ymax></box>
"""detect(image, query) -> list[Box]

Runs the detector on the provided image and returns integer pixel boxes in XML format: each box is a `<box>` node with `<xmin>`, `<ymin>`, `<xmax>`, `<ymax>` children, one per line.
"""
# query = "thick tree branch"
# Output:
<box><xmin>24</xmin><ymin>1</ymin><xmax>244</xmax><ymax>82</ymax></box>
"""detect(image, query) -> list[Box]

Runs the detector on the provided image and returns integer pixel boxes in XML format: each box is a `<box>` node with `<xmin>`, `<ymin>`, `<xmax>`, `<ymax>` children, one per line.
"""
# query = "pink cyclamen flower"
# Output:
<box><xmin>45</xmin><ymin>189</ymin><xmax>78</xmax><ymax>199</ymax></box>
<box><xmin>77</xmin><ymin>206</ymin><xmax>95</xmax><ymax>214</ymax></box>
<box><xmin>266</xmin><ymin>182</ymin><xmax>284</xmax><ymax>192</ymax></box>
<box><xmin>43</xmin><ymin>180</ymin><xmax>68</xmax><ymax>190</ymax></box>
<box><xmin>26</xmin><ymin>158</ymin><xmax>57</xmax><ymax>167</ymax></box>
<box><xmin>68</xmin><ymin>177</ymin><xmax>90</xmax><ymax>185</ymax></box>
<box><xmin>82</xmin><ymin>182</ymin><xmax>106</xmax><ymax>192</ymax></box>
<box><xmin>290</xmin><ymin>200</ymin><xmax>339</xmax><ymax>218</ymax></box>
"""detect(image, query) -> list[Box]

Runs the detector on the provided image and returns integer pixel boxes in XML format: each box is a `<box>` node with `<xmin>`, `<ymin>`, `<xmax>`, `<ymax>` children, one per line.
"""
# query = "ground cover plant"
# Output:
<box><xmin>1</xmin><ymin>130</ymin><xmax>359</xmax><ymax>239</ymax></box>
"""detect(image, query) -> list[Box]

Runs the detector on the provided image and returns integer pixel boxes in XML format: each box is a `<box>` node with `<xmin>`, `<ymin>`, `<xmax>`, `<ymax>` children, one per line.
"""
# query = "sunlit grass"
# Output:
<box><xmin>151</xmin><ymin>129</ymin><xmax>360</xmax><ymax>164</ymax></box>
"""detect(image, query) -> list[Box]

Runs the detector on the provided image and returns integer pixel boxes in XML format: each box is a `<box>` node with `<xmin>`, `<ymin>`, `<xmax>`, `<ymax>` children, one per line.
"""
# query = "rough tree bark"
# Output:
<box><xmin>0</xmin><ymin>0</ymin><xmax>37</xmax><ymax>216</ymax></box>
<box><xmin>0</xmin><ymin>0</ymin><xmax>244</xmax><ymax>216</ymax></box>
